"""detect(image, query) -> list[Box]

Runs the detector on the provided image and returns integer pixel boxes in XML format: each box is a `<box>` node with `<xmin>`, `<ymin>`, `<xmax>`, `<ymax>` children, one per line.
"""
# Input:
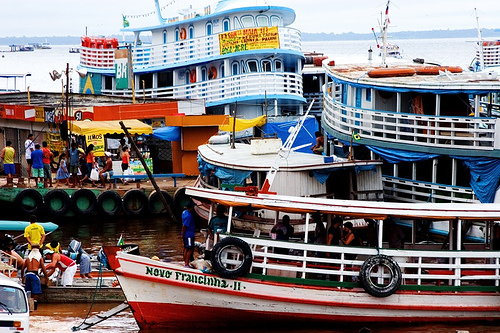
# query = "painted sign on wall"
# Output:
<box><xmin>219</xmin><ymin>26</ymin><xmax>280</xmax><ymax>55</ymax></box>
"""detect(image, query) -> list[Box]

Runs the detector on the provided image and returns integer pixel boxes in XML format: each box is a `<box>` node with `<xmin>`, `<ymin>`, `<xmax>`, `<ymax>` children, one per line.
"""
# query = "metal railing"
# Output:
<box><xmin>80</xmin><ymin>27</ymin><xmax>302</xmax><ymax>71</ymax></box>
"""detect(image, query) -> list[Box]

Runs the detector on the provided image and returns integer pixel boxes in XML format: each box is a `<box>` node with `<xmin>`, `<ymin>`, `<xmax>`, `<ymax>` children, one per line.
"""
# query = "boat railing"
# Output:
<box><xmin>323</xmin><ymin>90</ymin><xmax>500</xmax><ymax>152</ymax></box>
<box><xmin>303</xmin><ymin>92</ymin><xmax>323</xmax><ymax>114</ymax></box>
<box><xmin>80</xmin><ymin>27</ymin><xmax>302</xmax><ymax>71</ymax></box>
<box><xmin>233</xmin><ymin>235</ymin><xmax>500</xmax><ymax>289</ymax></box>
<box><xmin>102</xmin><ymin>72</ymin><xmax>304</xmax><ymax>106</ymax></box>
<box><xmin>382</xmin><ymin>176</ymin><xmax>478</xmax><ymax>203</ymax></box>
<box><xmin>0</xmin><ymin>251</ymin><xmax>20</xmax><ymax>279</ymax></box>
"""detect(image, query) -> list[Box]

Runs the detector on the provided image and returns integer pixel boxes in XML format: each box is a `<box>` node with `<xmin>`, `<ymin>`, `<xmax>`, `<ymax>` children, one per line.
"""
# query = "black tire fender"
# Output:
<box><xmin>70</xmin><ymin>189</ymin><xmax>97</xmax><ymax>215</ymax></box>
<box><xmin>44</xmin><ymin>189</ymin><xmax>71</xmax><ymax>216</ymax></box>
<box><xmin>211</xmin><ymin>237</ymin><xmax>253</xmax><ymax>279</ymax></box>
<box><xmin>359</xmin><ymin>255</ymin><xmax>402</xmax><ymax>297</ymax></box>
<box><xmin>14</xmin><ymin>189</ymin><xmax>43</xmax><ymax>215</ymax></box>
<box><xmin>148</xmin><ymin>190</ymin><xmax>173</xmax><ymax>215</ymax></box>
<box><xmin>122</xmin><ymin>189</ymin><xmax>148</xmax><ymax>216</ymax></box>
<box><xmin>96</xmin><ymin>191</ymin><xmax>122</xmax><ymax>216</ymax></box>
<box><xmin>172</xmin><ymin>187</ymin><xmax>189</xmax><ymax>215</ymax></box>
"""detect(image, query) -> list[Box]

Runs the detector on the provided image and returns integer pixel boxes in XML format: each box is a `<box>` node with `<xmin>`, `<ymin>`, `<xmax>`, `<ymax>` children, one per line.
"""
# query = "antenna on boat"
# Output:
<box><xmin>474</xmin><ymin>8</ymin><xmax>484</xmax><ymax>71</ymax></box>
<box><xmin>259</xmin><ymin>99</ymin><xmax>315</xmax><ymax>194</ymax></box>
<box><xmin>380</xmin><ymin>0</ymin><xmax>391</xmax><ymax>67</ymax></box>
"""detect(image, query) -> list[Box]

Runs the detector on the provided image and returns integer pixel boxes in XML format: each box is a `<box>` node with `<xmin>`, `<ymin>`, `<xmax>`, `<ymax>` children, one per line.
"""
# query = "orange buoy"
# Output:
<box><xmin>415</xmin><ymin>66</ymin><xmax>463</xmax><ymax>75</ymax></box>
<box><xmin>189</xmin><ymin>70</ymin><xmax>196</xmax><ymax>83</ymax></box>
<box><xmin>367</xmin><ymin>67</ymin><xmax>416</xmax><ymax>78</ymax></box>
<box><xmin>179</xmin><ymin>28</ymin><xmax>187</xmax><ymax>40</ymax></box>
<box><xmin>208</xmin><ymin>66</ymin><xmax>217</xmax><ymax>79</ymax></box>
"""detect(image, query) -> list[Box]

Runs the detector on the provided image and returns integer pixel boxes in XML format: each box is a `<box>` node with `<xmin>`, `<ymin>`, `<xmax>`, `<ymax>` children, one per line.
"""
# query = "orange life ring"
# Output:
<box><xmin>367</xmin><ymin>67</ymin><xmax>416</xmax><ymax>78</ymax></box>
<box><xmin>208</xmin><ymin>67</ymin><xmax>217</xmax><ymax>80</ymax></box>
<box><xmin>179</xmin><ymin>28</ymin><xmax>187</xmax><ymax>40</ymax></box>
<box><xmin>189</xmin><ymin>70</ymin><xmax>196</xmax><ymax>83</ymax></box>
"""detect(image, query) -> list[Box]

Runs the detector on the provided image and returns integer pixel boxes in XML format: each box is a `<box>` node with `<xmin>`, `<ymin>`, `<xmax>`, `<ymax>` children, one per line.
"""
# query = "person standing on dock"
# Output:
<box><xmin>42</xmin><ymin>141</ymin><xmax>53</xmax><ymax>188</ymax></box>
<box><xmin>31</xmin><ymin>144</ymin><xmax>44</xmax><ymax>188</ymax></box>
<box><xmin>181</xmin><ymin>200</ymin><xmax>196</xmax><ymax>267</ymax></box>
<box><xmin>21</xmin><ymin>244</ymin><xmax>48</xmax><ymax>310</ymax></box>
<box><xmin>43</xmin><ymin>249</ymin><xmax>77</xmax><ymax>287</ymax></box>
<box><xmin>24</xmin><ymin>133</ymin><xmax>35</xmax><ymax>186</ymax></box>
<box><xmin>68</xmin><ymin>142</ymin><xmax>81</xmax><ymax>188</ymax></box>
<box><xmin>1</xmin><ymin>140</ymin><xmax>16</xmax><ymax>181</ymax></box>
<box><xmin>80</xmin><ymin>144</ymin><xmax>94</xmax><ymax>187</ymax></box>
<box><xmin>24</xmin><ymin>215</ymin><xmax>45</xmax><ymax>253</ymax></box>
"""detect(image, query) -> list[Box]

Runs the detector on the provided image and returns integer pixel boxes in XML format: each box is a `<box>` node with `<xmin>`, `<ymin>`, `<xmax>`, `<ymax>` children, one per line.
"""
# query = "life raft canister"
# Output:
<box><xmin>189</xmin><ymin>70</ymin><xmax>196</xmax><ymax>83</ymax></box>
<box><xmin>179</xmin><ymin>28</ymin><xmax>187</xmax><ymax>40</ymax></box>
<box><xmin>208</xmin><ymin>66</ymin><xmax>217</xmax><ymax>80</ymax></box>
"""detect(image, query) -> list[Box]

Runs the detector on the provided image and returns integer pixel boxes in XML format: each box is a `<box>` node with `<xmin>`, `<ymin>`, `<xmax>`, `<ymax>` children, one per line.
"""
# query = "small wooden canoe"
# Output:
<box><xmin>415</xmin><ymin>66</ymin><xmax>463</xmax><ymax>75</ymax></box>
<box><xmin>367</xmin><ymin>67</ymin><xmax>416</xmax><ymax>78</ymax></box>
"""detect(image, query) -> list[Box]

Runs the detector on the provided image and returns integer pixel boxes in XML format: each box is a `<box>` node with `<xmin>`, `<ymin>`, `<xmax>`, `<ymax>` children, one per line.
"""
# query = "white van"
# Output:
<box><xmin>0</xmin><ymin>274</ymin><xmax>29</xmax><ymax>333</ymax></box>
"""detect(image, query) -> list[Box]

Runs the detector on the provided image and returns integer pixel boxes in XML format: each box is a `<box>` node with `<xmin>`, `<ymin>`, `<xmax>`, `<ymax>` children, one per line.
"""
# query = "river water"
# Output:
<box><xmin>2</xmin><ymin>39</ymin><xmax>500</xmax><ymax>332</ymax></box>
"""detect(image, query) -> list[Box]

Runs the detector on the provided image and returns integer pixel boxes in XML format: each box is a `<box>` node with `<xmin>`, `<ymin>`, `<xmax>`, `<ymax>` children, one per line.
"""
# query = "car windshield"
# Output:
<box><xmin>0</xmin><ymin>286</ymin><xmax>28</xmax><ymax>313</ymax></box>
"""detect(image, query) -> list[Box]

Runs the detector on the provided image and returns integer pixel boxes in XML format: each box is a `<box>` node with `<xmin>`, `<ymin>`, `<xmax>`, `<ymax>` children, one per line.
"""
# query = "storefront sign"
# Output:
<box><xmin>85</xmin><ymin>133</ymin><xmax>105</xmax><ymax>156</ymax></box>
<box><xmin>115</xmin><ymin>49</ymin><xmax>130</xmax><ymax>90</ymax></box>
<box><xmin>219</xmin><ymin>26</ymin><xmax>280</xmax><ymax>55</ymax></box>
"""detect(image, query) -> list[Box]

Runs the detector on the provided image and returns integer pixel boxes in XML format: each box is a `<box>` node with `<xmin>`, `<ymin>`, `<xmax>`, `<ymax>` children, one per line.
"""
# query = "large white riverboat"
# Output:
<box><xmin>77</xmin><ymin>0</ymin><xmax>308</xmax><ymax>119</ymax></box>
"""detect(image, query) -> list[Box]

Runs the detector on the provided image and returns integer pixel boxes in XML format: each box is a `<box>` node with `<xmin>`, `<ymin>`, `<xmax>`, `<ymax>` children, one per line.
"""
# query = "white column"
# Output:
<box><xmin>227</xmin><ymin>206</ymin><xmax>234</xmax><ymax>233</ymax></box>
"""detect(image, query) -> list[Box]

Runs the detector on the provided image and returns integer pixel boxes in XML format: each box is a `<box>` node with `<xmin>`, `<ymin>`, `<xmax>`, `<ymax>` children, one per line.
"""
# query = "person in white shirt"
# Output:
<box><xmin>24</xmin><ymin>133</ymin><xmax>35</xmax><ymax>184</ymax></box>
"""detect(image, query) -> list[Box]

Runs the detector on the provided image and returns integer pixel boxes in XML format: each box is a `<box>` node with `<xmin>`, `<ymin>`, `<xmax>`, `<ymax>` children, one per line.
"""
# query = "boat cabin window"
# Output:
<box><xmin>201</xmin><ymin>67</ymin><xmax>207</xmax><ymax>81</ymax></box>
<box><xmin>219</xmin><ymin>64</ymin><xmax>225</xmax><ymax>78</ymax></box>
<box><xmin>247</xmin><ymin>60</ymin><xmax>258</xmax><ymax>73</ymax></box>
<box><xmin>223</xmin><ymin>18</ymin><xmax>230</xmax><ymax>31</ymax></box>
<box><xmin>104</xmin><ymin>76</ymin><xmax>113</xmax><ymax>90</ymax></box>
<box><xmin>262</xmin><ymin>59</ymin><xmax>272</xmax><ymax>72</ymax></box>
<box><xmin>189</xmin><ymin>26</ymin><xmax>194</xmax><ymax>39</ymax></box>
<box><xmin>232</xmin><ymin>62</ymin><xmax>239</xmax><ymax>75</ymax></box>
<box><xmin>241</xmin><ymin>15</ymin><xmax>255</xmax><ymax>28</ymax></box>
<box><xmin>233</xmin><ymin>17</ymin><xmax>242</xmax><ymax>29</ymax></box>
<box><xmin>270</xmin><ymin>15</ymin><xmax>281</xmax><ymax>27</ymax></box>
<box><xmin>256</xmin><ymin>15</ymin><xmax>269</xmax><ymax>27</ymax></box>
<box><xmin>206</xmin><ymin>22</ymin><xmax>213</xmax><ymax>36</ymax></box>
<box><xmin>185</xmin><ymin>70</ymin><xmax>191</xmax><ymax>85</ymax></box>
<box><xmin>366</xmin><ymin>88</ymin><xmax>372</xmax><ymax>102</ymax></box>
<box><xmin>163</xmin><ymin>30</ymin><xmax>167</xmax><ymax>44</ymax></box>
<box><xmin>175</xmin><ymin>29</ymin><xmax>180</xmax><ymax>41</ymax></box>
<box><xmin>275</xmin><ymin>60</ymin><xmax>282</xmax><ymax>72</ymax></box>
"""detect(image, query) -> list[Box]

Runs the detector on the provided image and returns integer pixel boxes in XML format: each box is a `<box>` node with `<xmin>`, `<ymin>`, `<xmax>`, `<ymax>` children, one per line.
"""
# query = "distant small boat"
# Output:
<box><xmin>8</xmin><ymin>44</ymin><xmax>34</xmax><ymax>52</ymax></box>
<box><xmin>69</xmin><ymin>47</ymin><xmax>80</xmax><ymax>54</ymax></box>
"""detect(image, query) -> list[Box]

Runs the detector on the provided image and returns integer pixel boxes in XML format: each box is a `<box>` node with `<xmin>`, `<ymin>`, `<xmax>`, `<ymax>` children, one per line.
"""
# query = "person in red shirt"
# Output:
<box><xmin>43</xmin><ymin>249</ymin><xmax>77</xmax><ymax>287</ymax></box>
<box><xmin>121</xmin><ymin>146</ymin><xmax>130</xmax><ymax>185</ymax></box>
<box><xmin>42</xmin><ymin>141</ymin><xmax>54</xmax><ymax>187</ymax></box>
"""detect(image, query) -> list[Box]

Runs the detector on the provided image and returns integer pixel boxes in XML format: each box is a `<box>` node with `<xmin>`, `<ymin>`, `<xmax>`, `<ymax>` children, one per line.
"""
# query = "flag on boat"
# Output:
<box><xmin>385</xmin><ymin>1</ymin><xmax>391</xmax><ymax>24</ymax></box>
<box><xmin>117</xmin><ymin>234</ymin><xmax>125</xmax><ymax>246</ymax></box>
<box><xmin>353</xmin><ymin>132</ymin><xmax>361</xmax><ymax>140</ymax></box>
<box><xmin>122</xmin><ymin>15</ymin><xmax>130</xmax><ymax>28</ymax></box>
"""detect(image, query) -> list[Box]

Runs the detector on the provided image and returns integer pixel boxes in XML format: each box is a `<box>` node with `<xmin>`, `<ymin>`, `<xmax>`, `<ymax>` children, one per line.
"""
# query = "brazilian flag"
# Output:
<box><xmin>122</xmin><ymin>15</ymin><xmax>130</xmax><ymax>28</ymax></box>
<box><xmin>353</xmin><ymin>132</ymin><xmax>361</xmax><ymax>141</ymax></box>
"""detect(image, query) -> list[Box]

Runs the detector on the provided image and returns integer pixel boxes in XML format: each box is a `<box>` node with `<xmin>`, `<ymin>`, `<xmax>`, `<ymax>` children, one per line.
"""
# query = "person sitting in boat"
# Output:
<box><xmin>386</xmin><ymin>218</ymin><xmax>405</xmax><ymax>249</ymax></box>
<box><xmin>208</xmin><ymin>204</ymin><xmax>228</xmax><ymax>243</ymax></box>
<box><xmin>341</xmin><ymin>222</ymin><xmax>361</xmax><ymax>260</ymax></box>
<box><xmin>271</xmin><ymin>215</ymin><xmax>294</xmax><ymax>255</ymax></box>
<box><xmin>43</xmin><ymin>249</ymin><xmax>77</xmax><ymax>287</ymax></box>
<box><xmin>45</xmin><ymin>240</ymin><xmax>60</xmax><ymax>253</ymax></box>
<box><xmin>66</xmin><ymin>240</ymin><xmax>92</xmax><ymax>279</ymax></box>
<box><xmin>311</xmin><ymin>131</ymin><xmax>324</xmax><ymax>155</ymax></box>
<box><xmin>0</xmin><ymin>233</ymin><xmax>24</xmax><ymax>269</ymax></box>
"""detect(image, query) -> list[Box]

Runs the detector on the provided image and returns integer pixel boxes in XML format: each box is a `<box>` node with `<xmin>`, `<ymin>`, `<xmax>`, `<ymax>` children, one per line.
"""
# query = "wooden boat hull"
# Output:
<box><xmin>112</xmin><ymin>252</ymin><xmax>500</xmax><ymax>329</ymax></box>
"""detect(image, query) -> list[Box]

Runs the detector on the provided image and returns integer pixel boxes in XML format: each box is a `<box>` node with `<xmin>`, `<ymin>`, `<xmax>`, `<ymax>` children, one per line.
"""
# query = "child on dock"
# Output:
<box><xmin>55</xmin><ymin>153</ymin><xmax>69</xmax><ymax>188</ymax></box>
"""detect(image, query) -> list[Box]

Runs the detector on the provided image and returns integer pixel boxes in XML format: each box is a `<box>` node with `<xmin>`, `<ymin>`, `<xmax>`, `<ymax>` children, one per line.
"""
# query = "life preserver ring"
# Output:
<box><xmin>44</xmin><ymin>189</ymin><xmax>70</xmax><ymax>216</ymax></box>
<box><xmin>15</xmin><ymin>189</ymin><xmax>43</xmax><ymax>216</ymax></box>
<box><xmin>97</xmin><ymin>191</ymin><xmax>122</xmax><ymax>216</ymax></box>
<box><xmin>122</xmin><ymin>189</ymin><xmax>148</xmax><ymax>216</ymax></box>
<box><xmin>189</xmin><ymin>70</ymin><xmax>196</xmax><ymax>83</ymax></box>
<box><xmin>179</xmin><ymin>28</ymin><xmax>187</xmax><ymax>40</ymax></box>
<box><xmin>148</xmin><ymin>190</ymin><xmax>173</xmax><ymax>215</ymax></box>
<box><xmin>359</xmin><ymin>255</ymin><xmax>402</xmax><ymax>297</ymax></box>
<box><xmin>71</xmin><ymin>189</ymin><xmax>97</xmax><ymax>216</ymax></box>
<box><xmin>208</xmin><ymin>66</ymin><xmax>217</xmax><ymax>80</ymax></box>
<box><xmin>211</xmin><ymin>237</ymin><xmax>253</xmax><ymax>279</ymax></box>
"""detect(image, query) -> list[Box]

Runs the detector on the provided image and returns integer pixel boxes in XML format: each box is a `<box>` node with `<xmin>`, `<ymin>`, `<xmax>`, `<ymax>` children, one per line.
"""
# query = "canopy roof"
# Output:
<box><xmin>219</xmin><ymin>115</ymin><xmax>266</xmax><ymax>132</ymax></box>
<box><xmin>69</xmin><ymin>119</ymin><xmax>153</xmax><ymax>136</ymax></box>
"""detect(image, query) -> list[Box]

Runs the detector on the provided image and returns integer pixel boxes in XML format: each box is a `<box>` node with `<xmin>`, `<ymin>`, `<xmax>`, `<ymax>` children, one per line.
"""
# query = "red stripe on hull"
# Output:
<box><xmin>129</xmin><ymin>301</ymin><xmax>500</xmax><ymax>330</ymax></box>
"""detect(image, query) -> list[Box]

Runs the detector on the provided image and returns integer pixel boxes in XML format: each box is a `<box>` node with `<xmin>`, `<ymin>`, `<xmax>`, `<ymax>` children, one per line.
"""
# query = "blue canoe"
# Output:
<box><xmin>0</xmin><ymin>221</ymin><xmax>58</xmax><ymax>232</ymax></box>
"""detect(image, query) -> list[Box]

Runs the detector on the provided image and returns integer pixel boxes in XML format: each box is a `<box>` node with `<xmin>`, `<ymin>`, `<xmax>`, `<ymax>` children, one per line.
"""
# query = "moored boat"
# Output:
<box><xmin>104</xmin><ymin>185</ymin><xmax>500</xmax><ymax>329</ymax></box>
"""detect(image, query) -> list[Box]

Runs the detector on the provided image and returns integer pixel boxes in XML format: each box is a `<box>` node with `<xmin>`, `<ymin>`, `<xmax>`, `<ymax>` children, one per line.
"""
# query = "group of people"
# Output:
<box><xmin>0</xmin><ymin>214</ymin><xmax>93</xmax><ymax>310</ymax></box>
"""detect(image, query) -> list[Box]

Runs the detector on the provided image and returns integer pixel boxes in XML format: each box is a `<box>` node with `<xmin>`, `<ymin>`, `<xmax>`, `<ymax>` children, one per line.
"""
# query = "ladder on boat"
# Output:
<box><xmin>72</xmin><ymin>302</ymin><xmax>130</xmax><ymax>331</ymax></box>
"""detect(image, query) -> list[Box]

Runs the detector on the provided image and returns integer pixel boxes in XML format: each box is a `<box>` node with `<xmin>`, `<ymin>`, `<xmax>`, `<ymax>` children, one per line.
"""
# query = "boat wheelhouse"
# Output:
<box><xmin>78</xmin><ymin>0</ymin><xmax>307</xmax><ymax>118</ymax></box>
<box><xmin>322</xmin><ymin>60</ymin><xmax>500</xmax><ymax>204</ymax></box>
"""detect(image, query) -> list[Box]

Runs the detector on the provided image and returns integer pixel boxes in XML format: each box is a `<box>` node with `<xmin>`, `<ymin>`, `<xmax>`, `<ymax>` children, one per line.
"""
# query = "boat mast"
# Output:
<box><xmin>475</xmin><ymin>8</ymin><xmax>484</xmax><ymax>71</ymax></box>
<box><xmin>380</xmin><ymin>0</ymin><xmax>391</xmax><ymax>67</ymax></box>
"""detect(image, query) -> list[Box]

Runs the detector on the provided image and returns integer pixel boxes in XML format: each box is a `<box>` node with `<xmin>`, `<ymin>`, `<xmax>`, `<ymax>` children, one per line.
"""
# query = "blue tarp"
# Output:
<box><xmin>151</xmin><ymin>126</ymin><xmax>181</xmax><ymax>141</ymax></box>
<box><xmin>262</xmin><ymin>117</ymin><xmax>319</xmax><ymax>154</ymax></box>
<box><xmin>198</xmin><ymin>155</ymin><xmax>251</xmax><ymax>185</ymax></box>
<box><xmin>366</xmin><ymin>145</ymin><xmax>440</xmax><ymax>163</ymax></box>
<box><xmin>312</xmin><ymin>165</ymin><xmax>378</xmax><ymax>184</ymax></box>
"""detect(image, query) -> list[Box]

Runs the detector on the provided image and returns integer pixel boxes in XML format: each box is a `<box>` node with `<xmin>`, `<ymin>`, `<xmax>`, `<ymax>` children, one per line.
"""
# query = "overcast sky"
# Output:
<box><xmin>0</xmin><ymin>0</ymin><xmax>498</xmax><ymax>37</ymax></box>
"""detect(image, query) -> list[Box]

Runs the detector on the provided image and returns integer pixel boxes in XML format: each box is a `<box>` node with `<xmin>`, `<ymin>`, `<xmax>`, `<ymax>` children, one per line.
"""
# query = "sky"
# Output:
<box><xmin>0</xmin><ymin>0</ymin><xmax>498</xmax><ymax>37</ymax></box>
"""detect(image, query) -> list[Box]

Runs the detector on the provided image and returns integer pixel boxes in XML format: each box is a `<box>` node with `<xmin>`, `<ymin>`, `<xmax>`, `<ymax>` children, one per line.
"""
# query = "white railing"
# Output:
<box><xmin>323</xmin><ymin>88</ymin><xmax>500</xmax><ymax>152</ymax></box>
<box><xmin>80</xmin><ymin>27</ymin><xmax>302</xmax><ymax>71</ymax></box>
<box><xmin>382</xmin><ymin>176</ymin><xmax>478</xmax><ymax>203</ymax></box>
<box><xmin>102</xmin><ymin>72</ymin><xmax>303</xmax><ymax>106</ymax></box>
<box><xmin>304</xmin><ymin>92</ymin><xmax>323</xmax><ymax>113</ymax></box>
<box><xmin>235</xmin><ymin>235</ymin><xmax>500</xmax><ymax>289</ymax></box>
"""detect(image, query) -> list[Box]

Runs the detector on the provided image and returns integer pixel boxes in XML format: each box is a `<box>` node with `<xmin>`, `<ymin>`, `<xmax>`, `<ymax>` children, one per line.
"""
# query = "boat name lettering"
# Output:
<box><xmin>145</xmin><ymin>266</ymin><xmax>238</xmax><ymax>290</ymax></box>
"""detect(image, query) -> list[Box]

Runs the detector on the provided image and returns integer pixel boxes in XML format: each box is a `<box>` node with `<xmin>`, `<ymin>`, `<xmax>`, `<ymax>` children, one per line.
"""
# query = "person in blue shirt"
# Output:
<box><xmin>208</xmin><ymin>204</ymin><xmax>228</xmax><ymax>241</ymax></box>
<box><xmin>31</xmin><ymin>144</ymin><xmax>44</xmax><ymax>187</ymax></box>
<box><xmin>181</xmin><ymin>201</ymin><xmax>196</xmax><ymax>267</ymax></box>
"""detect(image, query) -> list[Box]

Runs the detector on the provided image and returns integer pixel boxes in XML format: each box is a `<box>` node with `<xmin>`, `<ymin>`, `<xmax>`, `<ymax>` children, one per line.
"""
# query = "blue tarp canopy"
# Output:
<box><xmin>151</xmin><ymin>126</ymin><xmax>181</xmax><ymax>141</ymax></box>
<box><xmin>262</xmin><ymin>117</ymin><xmax>319</xmax><ymax>154</ymax></box>
<box><xmin>198</xmin><ymin>155</ymin><xmax>251</xmax><ymax>186</ymax></box>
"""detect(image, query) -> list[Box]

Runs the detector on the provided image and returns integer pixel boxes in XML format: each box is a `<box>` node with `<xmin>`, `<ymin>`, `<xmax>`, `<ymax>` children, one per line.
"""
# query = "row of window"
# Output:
<box><xmin>161</xmin><ymin>14</ymin><xmax>283</xmax><ymax>43</ymax></box>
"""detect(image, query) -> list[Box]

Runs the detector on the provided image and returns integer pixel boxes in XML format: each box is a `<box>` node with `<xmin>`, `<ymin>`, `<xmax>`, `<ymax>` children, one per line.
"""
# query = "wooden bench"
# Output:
<box><xmin>110</xmin><ymin>173</ymin><xmax>185</xmax><ymax>187</ymax></box>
